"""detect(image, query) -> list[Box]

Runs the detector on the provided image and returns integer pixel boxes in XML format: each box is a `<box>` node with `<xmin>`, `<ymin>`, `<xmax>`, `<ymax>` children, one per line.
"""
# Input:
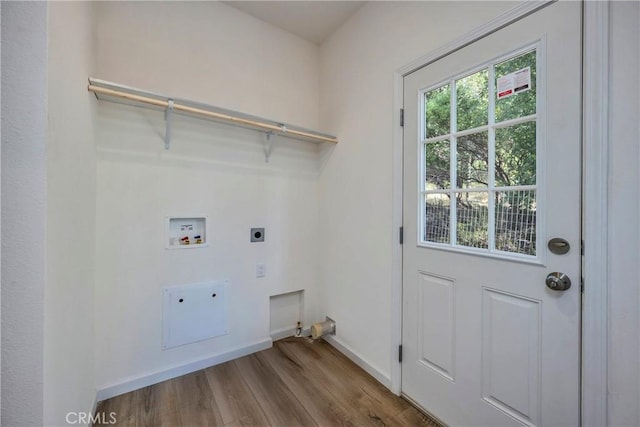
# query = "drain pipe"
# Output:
<box><xmin>310</xmin><ymin>317</ymin><xmax>336</xmax><ymax>340</ymax></box>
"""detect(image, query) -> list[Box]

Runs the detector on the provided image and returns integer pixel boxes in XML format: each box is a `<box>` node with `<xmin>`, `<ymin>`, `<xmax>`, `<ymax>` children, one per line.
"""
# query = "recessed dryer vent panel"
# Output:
<box><xmin>162</xmin><ymin>280</ymin><xmax>229</xmax><ymax>350</ymax></box>
<box><xmin>166</xmin><ymin>216</ymin><xmax>207</xmax><ymax>249</ymax></box>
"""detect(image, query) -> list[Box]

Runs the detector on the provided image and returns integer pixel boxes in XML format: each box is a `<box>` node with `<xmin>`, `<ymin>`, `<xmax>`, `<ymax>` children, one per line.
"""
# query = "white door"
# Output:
<box><xmin>401</xmin><ymin>3</ymin><xmax>581</xmax><ymax>426</ymax></box>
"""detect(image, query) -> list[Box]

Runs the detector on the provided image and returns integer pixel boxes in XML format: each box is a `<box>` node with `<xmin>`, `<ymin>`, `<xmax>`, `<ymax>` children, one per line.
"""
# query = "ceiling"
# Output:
<box><xmin>222</xmin><ymin>1</ymin><xmax>366</xmax><ymax>45</ymax></box>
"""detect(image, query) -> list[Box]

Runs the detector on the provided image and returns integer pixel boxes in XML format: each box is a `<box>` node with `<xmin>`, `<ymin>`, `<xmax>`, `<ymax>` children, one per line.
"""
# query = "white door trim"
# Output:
<box><xmin>390</xmin><ymin>2</ymin><xmax>609</xmax><ymax>425</ymax></box>
<box><xmin>581</xmin><ymin>1</ymin><xmax>609</xmax><ymax>425</ymax></box>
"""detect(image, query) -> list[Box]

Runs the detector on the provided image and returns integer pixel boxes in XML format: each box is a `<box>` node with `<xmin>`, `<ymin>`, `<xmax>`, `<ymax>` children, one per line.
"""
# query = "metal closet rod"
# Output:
<box><xmin>87</xmin><ymin>80</ymin><xmax>338</xmax><ymax>145</ymax></box>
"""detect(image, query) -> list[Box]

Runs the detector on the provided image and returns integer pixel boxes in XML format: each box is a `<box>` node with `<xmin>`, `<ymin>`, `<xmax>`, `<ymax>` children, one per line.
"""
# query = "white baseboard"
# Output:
<box><xmin>95</xmin><ymin>338</ymin><xmax>272</xmax><ymax>402</ymax></box>
<box><xmin>91</xmin><ymin>393</ymin><xmax>98</xmax><ymax>413</ymax></box>
<box><xmin>322</xmin><ymin>335</ymin><xmax>392</xmax><ymax>389</ymax></box>
<box><xmin>86</xmin><ymin>392</ymin><xmax>99</xmax><ymax>427</ymax></box>
<box><xmin>270</xmin><ymin>326</ymin><xmax>297</xmax><ymax>341</ymax></box>
<box><xmin>270</xmin><ymin>326</ymin><xmax>311</xmax><ymax>341</ymax></box>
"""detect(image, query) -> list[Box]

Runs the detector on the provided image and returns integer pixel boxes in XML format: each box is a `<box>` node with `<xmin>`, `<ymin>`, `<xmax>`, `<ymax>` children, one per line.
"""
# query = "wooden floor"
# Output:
<box><xmin>95</xmin><ymin>337</ymin><xmax>441</xmax><ymax>426</ymax></box>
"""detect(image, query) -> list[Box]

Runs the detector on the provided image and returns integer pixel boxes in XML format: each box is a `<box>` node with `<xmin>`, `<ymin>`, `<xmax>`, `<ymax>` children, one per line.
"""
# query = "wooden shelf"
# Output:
<box><xmin>88</xmin><ymin>77</ymin><xmax>338</xmax><ymax>157</ymax></box>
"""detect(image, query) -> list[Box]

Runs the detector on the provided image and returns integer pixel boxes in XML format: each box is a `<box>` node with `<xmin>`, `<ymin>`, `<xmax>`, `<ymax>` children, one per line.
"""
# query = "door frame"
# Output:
<box><xmin>390</xmin><ymin>1</ymin><xmax>609</xmax><ymax>425</ymax></box>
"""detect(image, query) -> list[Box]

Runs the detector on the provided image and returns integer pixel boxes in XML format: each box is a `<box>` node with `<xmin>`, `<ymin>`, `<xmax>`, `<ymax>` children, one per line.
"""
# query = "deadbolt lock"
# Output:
<box><xmin>545</xmin><ymin>272</ymin><xmax>571</xmax><ymax>291</ymax></box>
<box><xmin>548</xmin><ymin>238</ymin><xmax>570</xmax><ymax>255</ymax></box>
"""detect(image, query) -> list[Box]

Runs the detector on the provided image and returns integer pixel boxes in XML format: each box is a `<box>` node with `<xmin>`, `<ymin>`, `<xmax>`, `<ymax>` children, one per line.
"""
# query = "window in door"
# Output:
<box><xmin>421</xmin><ymin>47</ymin><xmax>539</xmax><ymax>258</ymax></box>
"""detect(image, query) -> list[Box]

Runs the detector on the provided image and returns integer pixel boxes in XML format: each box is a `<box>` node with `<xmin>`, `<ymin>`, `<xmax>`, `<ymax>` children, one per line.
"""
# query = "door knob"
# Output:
<box><xmin>545</xmin><ymin>272</ymin><xmax>571</xmax><ymax>291</ymax></box>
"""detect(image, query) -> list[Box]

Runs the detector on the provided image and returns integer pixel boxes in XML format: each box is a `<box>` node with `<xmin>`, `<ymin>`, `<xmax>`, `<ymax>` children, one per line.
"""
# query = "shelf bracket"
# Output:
<box><xmin>263</xmin><ymin>131</ymin><xmax>276</xmax><ymax>163</ymax></box>
<box><xmin>164</xmin><ymin>99</ymin><xmax>174</xmax><ymax>150</ymax></box>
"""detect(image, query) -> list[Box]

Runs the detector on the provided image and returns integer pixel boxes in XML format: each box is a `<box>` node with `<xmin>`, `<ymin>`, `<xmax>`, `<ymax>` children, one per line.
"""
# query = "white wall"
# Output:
<box><xmin>318</xmin><ymin>0</ymin><xmax>517</xmax><ymax>384</ymax></box>
<box><xmin>45</xmin><ymin>2</ymin><xmax>98</xmax><ymax>425</ymax></box>
<box><xmin>93</xmin><ymin>1</ymin><xmax>323</xmax><ymax>393</ymax></box>
<box><xmin>608</xmin><ymin>2</ymin><xmax>640</xmax><ymax>425</ymax></box>
<box><xmin>95</xmin><ymin>1</ymin><xmax>319</xmax><ymax>130</ymax></box>
<box><xmin>1</xmin><ymin>2</ymin><xmax>47</xmax><ymax>425</ymax></box>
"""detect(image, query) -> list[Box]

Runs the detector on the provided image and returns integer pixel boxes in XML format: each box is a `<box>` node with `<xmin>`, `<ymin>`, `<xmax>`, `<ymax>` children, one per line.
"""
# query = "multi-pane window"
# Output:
<box><xmin>421</xmin><ymin>49</ymin><xmax>538</xmax><ymax>257</ymax></box>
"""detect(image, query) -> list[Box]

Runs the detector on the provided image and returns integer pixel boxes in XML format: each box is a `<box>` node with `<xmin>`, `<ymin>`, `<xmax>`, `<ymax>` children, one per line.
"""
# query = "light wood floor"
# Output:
<box><xmin>95</xmin><ymin>337</ymin><xmax>441</xmax><ymax>426</ymax></box>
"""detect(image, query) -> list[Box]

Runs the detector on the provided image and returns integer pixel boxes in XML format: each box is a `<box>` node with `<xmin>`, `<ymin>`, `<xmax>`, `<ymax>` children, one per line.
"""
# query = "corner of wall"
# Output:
<box><xmin>44</xmin><ymin>1</ymin><xmax>98</xmax><ymax>424</ymax></box>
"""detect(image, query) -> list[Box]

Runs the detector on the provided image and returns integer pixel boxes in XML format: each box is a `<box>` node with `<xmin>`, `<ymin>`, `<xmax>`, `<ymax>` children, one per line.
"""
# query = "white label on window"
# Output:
<box><xmin>497</xmin><ymin>67</ymin><xmax>531</xmax><ymax>100</ymax></box>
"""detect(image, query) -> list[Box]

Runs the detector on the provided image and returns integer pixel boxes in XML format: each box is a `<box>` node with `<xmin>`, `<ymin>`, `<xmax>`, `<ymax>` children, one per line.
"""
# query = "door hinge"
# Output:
<box><xmin>400</xmin><ymin>108</ymin><xmax>404</xmax><ymax>127</ymax></box>
<box><xmin>399</xmin><ymin>226</ymin><xmax>404</xmax><ymax>245</ymax></box>
<box><xmin>581</xmin><ymin>240</ymin><xmax>584</xmax><ymax>255</ymax></box>
<box><xmin>581</xmin><ymin>277</ymin><xmax>584</xmax><ymax>293</ymax></box>
<box><xmin>398</xmin><ymin>345</ymin><xmax>403</xmax><ymax>363</ymax></box>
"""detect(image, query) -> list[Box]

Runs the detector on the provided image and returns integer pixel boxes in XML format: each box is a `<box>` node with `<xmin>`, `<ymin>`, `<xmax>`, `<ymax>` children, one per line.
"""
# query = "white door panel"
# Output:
<box><xmin>402</xmin><ymin>3</ymin><xmax>581</xmax><ymax>426</ymax></box>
